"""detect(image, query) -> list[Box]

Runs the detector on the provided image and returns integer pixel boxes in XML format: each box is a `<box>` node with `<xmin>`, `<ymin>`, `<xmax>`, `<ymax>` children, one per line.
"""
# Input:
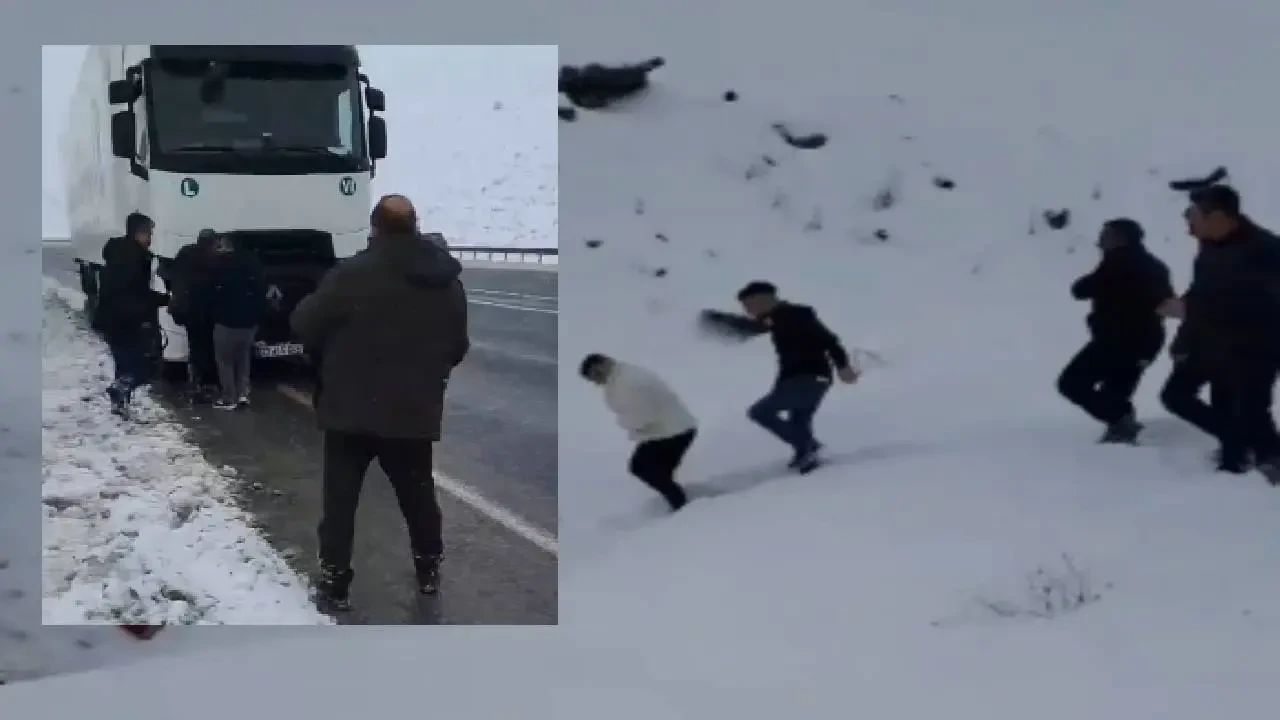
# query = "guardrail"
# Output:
<box><xmin>450</xmin><ymin>246</ymin><xmax>558</xmax><ymax>265</ymax></box>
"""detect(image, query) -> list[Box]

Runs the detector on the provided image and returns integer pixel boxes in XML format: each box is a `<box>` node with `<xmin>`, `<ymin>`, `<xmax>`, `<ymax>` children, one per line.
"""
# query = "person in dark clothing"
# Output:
<box><xmin>700</xmin><ymin>281</ymin><xmax>857</xmax><ymax>473</ymax></box>
<box><xmin>1159</xmin><ymin>185</ymin><xmax>1280</xmax><ymax>481</ymax></box>
<box><xmin>162</xmin><ymin>229</ymin><xmax>220</xmax><ymax>401</ymax></box>
<box><xmin>291</xmin><ymin>194</ymin><xmax>470</xmax><ymax>610</ymax></box>
<box><xmin>580</xmin><ymin>353</ymin><xmax>699</xmax><ymax>512</ymax></box>
<box><xmin>1056</xmin><ymin>218</ymin><xmax>1173</xmax><ymax>444</ymax></box>
<box><xmin>558</xmin><ymin>57</ymin><xmax>664</xmax><ymax>109</ymax></box>
<box><xmin>209</xmin><ymin>235</ymin><xmax>267</xmax><ymax>409</ymax></box>
<box><xmin>93</xmin><ymin>212</ymin><xmax>169</xmax><ymax>417</ymax></box>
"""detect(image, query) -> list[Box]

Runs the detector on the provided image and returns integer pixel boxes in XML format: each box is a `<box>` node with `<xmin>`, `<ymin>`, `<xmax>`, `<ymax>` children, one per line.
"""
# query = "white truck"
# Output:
<box><xmin>62</xmin><ymin>44</ymin><xmax>387</xmax><ymax>377</ymax></box>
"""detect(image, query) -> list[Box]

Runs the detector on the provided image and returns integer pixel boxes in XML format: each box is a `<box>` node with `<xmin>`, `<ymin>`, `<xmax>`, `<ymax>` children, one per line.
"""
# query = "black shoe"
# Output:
<box><xmin>793</xmin><ymin>446</ymin><xmax>822</xmax><ymax>474</ymax></box>
<box><xmin>315</xmin><ymin>565</ymin><xmax>354</xmax><ymax>612</ymax></box>
<box><xmin>105</xmin><ymin>384</ymin><xmax>129</xmax><ymax>418</ymax></box>
<box><xmin>1256</xmin><ymin>458</ymin><xmax>1280</xmax><ymax>486</ymax></box>
<box><xmin>414</xmin><ymin>555</ymin><xmax>442</xmax><ymax>595</ymax></box>
<box><xmin>787</xmin><ymin>440</ymin><xmax>823</xmax><ymax>469</ymax></box>
<box><xmin>1213</xmin><ymin>449</ymin><xmax>1254</xmax><ymax>473</ymax></box>
<box><xmin>1099</xmin><ymin>416</ymin><xmax>1142</xmax><ymax>444</ymax></box>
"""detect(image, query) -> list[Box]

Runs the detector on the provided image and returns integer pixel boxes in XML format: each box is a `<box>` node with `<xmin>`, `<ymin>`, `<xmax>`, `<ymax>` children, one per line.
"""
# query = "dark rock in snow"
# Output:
<box><xmin>654</xmin><ymin>268</ymin><xmax>668</xmax><ymax>278</ymax></box>
<box><xmin>584</xmin><ymin>238</ymin><xmax>604</xmax><ymax>248</ymax></box>
<box><xmin>1168</xmin><ymin>166</ymin><xmax>1228</xmax><ymax>192</ymax></box>
<box><xmin>558</xmin><ymin>106</ymin><xmax>577</xmax><ymax>122</ymax></box>
<box><xmin>873</xmin><ymin>229</ymin><xmax>890</xmax><ymax>241</ymax></box>
<box><xmin>559</xmin><ymin>57</ymin><xmax>664</xmax><ymax>110</ymax></box>
<box><xmin>656</xmin><ymin>233</ymin><xmax>670</xmax><ymax>243</ymax></box>
<box><xmin>771</xmin><ymin>123</ymin><xmax>827</xmax><ymax>150</ymax></box>
<box><xmin>724</xmin><ymin>90</ymin><xmax>738</xmax><ymax>102</ymax></box>
<box><xmin>1043</xmin><ymin>209</ymin><xmax>1071</xmax><ymax>230</ymax></box>
<box><xmin>932</xmin><ymin>176</ymin><xmax>955</xmax><ymax>190</ymax></box>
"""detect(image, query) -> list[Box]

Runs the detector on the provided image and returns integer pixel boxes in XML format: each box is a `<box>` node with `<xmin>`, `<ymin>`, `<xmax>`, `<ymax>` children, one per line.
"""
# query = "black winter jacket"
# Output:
<box><xmin>94</xmin><ymin>236</ymin><xmax>168</xmax><ymax>341</ymax></box>
<box><xmin>1070</xmin><ymin>242</ymin><xmax>1173</xmax><ymax>358</ymax></box>
<box><xmin>726</xmin><ymin>302</ymin><xmax>851</xmax><ymax>382</ymax></box>
<box><xmin>209</xmin><ymin>250</ymin><xmax>267</xmax><ymax>330</ymax></box>
<box><xmin>1179</xmin><ymin>218</ymin><xmax>1280</xmax><ymax>360</ymax></box>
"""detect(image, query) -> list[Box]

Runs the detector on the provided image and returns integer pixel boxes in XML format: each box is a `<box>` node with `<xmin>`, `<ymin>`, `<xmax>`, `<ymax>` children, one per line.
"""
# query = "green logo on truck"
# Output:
<box><xmin>338</xmin><ymin>176</ymin><xmax>356</xmax><ymax>196</ymax></box>
<box><xmin>180</xmin><ymin>178</ymin><xmax>199</xmax><ymax>197</ymax></box>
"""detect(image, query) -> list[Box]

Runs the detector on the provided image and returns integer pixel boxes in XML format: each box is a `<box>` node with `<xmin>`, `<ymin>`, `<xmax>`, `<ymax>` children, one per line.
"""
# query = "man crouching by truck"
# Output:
<box><xmin>291</xmin><ymin>194</ymin><xmax>470</xmax><ymax>612</ymax></box>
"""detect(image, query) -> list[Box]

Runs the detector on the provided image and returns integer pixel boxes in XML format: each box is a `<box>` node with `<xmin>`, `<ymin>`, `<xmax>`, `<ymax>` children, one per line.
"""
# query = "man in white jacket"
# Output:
<box><xmin>580</xmin><ymin>353</ymin><xmax>698</xmax><ymax>511</ymax></box>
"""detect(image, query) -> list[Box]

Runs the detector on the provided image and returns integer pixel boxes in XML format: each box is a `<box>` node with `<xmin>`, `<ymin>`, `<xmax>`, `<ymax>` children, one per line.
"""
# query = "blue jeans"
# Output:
<box><xmin>107</xmin><ymin>336</ymin><xmax>153</xmax><ymax>402</ymax></box>
<box><xmin>747</xmin><ymin>375</ymin><xmax>831</xmax><ymax>452</ymax></box>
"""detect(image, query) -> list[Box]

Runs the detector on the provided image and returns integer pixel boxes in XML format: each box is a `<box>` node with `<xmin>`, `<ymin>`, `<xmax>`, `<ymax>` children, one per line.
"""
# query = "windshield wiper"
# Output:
<box><xmin>168</xmin><ymin>143</ymin><xmax>246</xmax><ymax>152</ymax></box>
<box><xmin>268</xmin><ymin>145</ymin><xmax>341</xmax><ymax>156</ymax></box>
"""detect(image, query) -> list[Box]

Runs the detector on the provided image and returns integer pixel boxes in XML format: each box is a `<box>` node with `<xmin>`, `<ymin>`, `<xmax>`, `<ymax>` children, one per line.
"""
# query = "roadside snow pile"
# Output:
<box><xmin>41</xmin><ymin>280</ymin><xmax>328</xmax><ymax>626</ymax></box>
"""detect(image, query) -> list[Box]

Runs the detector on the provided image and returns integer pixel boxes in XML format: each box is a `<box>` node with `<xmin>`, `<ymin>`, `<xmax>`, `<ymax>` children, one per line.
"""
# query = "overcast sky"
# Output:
<box><xmin>41</xmin><ymin>45</ymin><xmax>558</xmax><ymax>248</ymax></box>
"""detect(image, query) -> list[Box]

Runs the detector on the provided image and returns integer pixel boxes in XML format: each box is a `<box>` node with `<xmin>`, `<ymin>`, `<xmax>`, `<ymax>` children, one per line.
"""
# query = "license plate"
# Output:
<box><xmin>255</xmin><ymin>342</ymin><xmax>305</xmax><ymax>358</ymax></box>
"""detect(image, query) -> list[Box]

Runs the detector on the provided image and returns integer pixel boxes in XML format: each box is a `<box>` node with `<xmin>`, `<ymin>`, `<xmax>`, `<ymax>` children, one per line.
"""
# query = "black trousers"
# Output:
<box><xmin>186</xmin><ymin>317</ymin><xmax>218</xmax><ymax>386</ymax></box>
<box><xmin>1160</xmin><ymin>355</ymin><xmax>1226</xmax><ymax>442</ymax></box>
<box><xmin>1216</xmin><ymin>353</ymin><xmax>1280</xmax><ymax>466</ymax></box>
<box><xmin>629</xmin><ymin>429</ymin><xmax>697</xmax><ymax>510</ymax></box>
<box><xmin>1057</xmin><ymin>339</ymin><xmax>1150</xmax><ymax>426</ymax></box>
<box><xmin>318</xmin><ymin>431</ymin><xmax>445</xmax><ymax>574</ymax></box>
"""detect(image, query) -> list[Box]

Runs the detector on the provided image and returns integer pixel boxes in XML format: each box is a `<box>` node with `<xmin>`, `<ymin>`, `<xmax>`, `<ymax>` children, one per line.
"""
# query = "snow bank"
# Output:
<box><xmin>41</xmin><ymin>279</ymin><xmax>327</xmax><ymax>626</ymax></box>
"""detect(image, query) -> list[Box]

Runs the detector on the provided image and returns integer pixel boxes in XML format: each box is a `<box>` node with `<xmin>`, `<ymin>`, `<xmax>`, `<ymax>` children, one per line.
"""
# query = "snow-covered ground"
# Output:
<box><xmin>41</xmin><ymin>278</ymin><xmax>328</xmax><ymax>626</ymax></box>
<box><xmin>9</xmin><ymin>3</ymin><xmax>1280</xmax><ymax>716</ymax></box>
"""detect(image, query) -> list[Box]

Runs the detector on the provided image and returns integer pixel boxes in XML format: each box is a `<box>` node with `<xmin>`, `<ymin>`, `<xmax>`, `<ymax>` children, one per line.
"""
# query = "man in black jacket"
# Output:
<box><xmin>209</xmin><ymin>235</ymin><xmax>267</xmax><ymax>409</ymax></box>
<box><xmin>162</xmin><ymin>228</ymin><xmax>220</xmax><ymax>402</ymax></box>
<box><xmin>1159</xmin><ymin>185</ymin><xmax>1280</xmax><ymax>481</ymax></box>
<box><xmin>718</xmin><ymin>281</ymin><xmax>857</xmax><ymax>473</ymax></box>
<box><xmin>1057</xmin><ymin>218</ymin><xmax>1173</xmax><ymax>444</ymax></box>
<box><xmin>94</xmin><ymin>212</ymin><xmax>169</xmax><ymax>417</ymax></box>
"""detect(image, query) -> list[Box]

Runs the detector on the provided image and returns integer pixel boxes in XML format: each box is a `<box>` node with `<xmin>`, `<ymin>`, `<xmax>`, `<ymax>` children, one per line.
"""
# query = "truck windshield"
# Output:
<box><xmin>148</xmin><ymin>58</ymin><xmax>364</xmax><ymax>159</ymax></box>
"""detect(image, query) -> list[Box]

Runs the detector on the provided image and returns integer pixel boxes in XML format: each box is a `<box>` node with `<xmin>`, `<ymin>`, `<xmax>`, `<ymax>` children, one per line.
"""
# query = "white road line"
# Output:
<box><xmin>275</xmin><ymin>384</ymin><xmax>558</xmax><ymax>556</ymax></box>
<box><xmin>469</xmin><ymin>297</ymin><xmax>558</xmax><ymax>314</ymax></box>
<box><xmin>41</xmin><ymin>276</ymin><xmax>559</xmax><ymax>557</ymax></box>
<box><xmin>469</xmin><ymin>288</ymin><xmax>557</xmax><ymax>302</ymax></box>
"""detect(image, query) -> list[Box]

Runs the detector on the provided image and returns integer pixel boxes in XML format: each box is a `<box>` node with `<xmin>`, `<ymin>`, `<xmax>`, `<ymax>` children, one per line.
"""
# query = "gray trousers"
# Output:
<box><xmin>213</xmin><ymin>325</ymin><xmax>256</xmax><ymax>402</ymax></box>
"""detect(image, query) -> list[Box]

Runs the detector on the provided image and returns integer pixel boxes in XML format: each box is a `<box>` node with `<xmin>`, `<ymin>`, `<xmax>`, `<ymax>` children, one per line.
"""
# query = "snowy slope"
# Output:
<box><xmin>558</xmin><ymin>0</ymin><xmax>1280</xmax><ymax>716</ymax></box>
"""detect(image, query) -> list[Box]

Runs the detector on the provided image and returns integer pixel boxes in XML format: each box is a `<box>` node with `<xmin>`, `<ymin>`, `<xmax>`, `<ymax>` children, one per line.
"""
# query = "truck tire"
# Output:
<box><xmin>79</xmin><ymin>264</ymin><xmax>100</xmax><ymax>323</ymax></box>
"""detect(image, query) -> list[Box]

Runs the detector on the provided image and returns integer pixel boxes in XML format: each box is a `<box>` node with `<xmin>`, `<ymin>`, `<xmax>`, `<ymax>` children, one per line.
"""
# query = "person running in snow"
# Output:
<box><xmin>558</xmin><ymin>57</ymin><xmax>665</xmax><ymax>109</ymax></box>
<box><xmin>291</xmin><ymin>194</ymin><xmax>469</xmax><ymax>611</ymax></box>
<box><xmin>701</xmin><ymin>281</ymin><xmax>857</xmax><ymax>473</ymax></box>
<box><xmin>93</xmin><ymin>212</ymin><xmax>169</xmax><ymax>417</ymax></box>
<box><xmin>1056</xmin><ymin>218</ymin><xmax>1173</xmax><ymax>444</ymax></box>
<box><xmin>160</xmin><ymin>228</ymin><xmax>220</xmax><ymax>403</ymax></box>
<box><xmin>580</xmin><ymin>353</ymin><xmax>698</xmax><ymax>511</ymax></box>
<box><xmin>1158</xmin><ymin>185</ymin><xmax>1280</xmax><ymax>481</ymax></box>
<box><xmin>208</xmin><ymin>234</ymin><xmax>267</xmax><ymax>410</ymax></box>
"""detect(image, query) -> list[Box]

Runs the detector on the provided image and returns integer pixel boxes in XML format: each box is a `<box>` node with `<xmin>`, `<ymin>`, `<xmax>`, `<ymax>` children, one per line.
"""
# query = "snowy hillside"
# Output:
<box><xmin>558</xmin><ymin>1</ymin><xmax>1280</xmax><ymax>716</ymax></box>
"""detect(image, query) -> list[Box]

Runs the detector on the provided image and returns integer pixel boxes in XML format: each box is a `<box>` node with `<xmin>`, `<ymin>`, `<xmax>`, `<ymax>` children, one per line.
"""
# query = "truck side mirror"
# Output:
<box><xmin>108</xmin><ymin>79</ymin><xmax>139</xmax><ymax>105</ymax></box>
<box><xmin>110</xmin><ymin>111</ymin><xmax>137</xmax><ymax>159</ymax></box>
<box><xmin>364</xmin><ymin>87</ymin><xmax>385</xmax><ymax>113</ymax></box>
<box><xmin>368</xmin><ymin>116</ymin><xmax>387</xmax><ymax>159</ymax></box>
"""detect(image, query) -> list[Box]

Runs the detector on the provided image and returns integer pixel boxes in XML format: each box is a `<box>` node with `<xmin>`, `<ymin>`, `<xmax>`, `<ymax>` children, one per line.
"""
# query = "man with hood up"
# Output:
<box><xmin>1057</xmin><ymin>218</ymin><xmax>1173</xmax><ymax>444</ymax></box>
<box><xmin>291</xmin><ymin>194</ymin><xmax>470</xmax><ymax>612</ymax></box>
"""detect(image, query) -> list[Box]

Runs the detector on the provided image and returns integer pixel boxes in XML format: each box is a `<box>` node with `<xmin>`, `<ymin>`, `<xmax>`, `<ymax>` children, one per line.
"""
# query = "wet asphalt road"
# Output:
<box><xmin>43</xmin><ymin>243</ymin><xmax>557</xmax><ymax>625</ymax></box>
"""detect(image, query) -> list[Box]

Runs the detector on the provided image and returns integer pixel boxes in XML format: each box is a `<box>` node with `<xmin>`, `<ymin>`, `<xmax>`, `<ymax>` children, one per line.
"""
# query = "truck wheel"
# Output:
<box><xmin>79</xmin><ymin>264</ymin><xmax>99</xmax><ymax>320</ymax></box>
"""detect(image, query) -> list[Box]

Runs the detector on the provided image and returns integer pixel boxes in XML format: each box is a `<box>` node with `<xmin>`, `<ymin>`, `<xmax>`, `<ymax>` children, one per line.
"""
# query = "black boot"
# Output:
<box><xmin>414</xmin><ymin>555</ymin><xmax>442</xmax><ymax>595</ymax></box>
<box><xmin>315</xmin><ymin>565</ymin><xmax>354</xmax><ymax>612</ymax></box>
<box><xmin>1099</xmin><ymin>415</ymin><xmax>1142</xmax><ymax>444</ymax></box>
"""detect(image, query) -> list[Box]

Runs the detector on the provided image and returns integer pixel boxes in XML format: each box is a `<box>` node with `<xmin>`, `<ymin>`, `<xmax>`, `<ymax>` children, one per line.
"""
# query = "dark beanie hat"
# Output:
<box><xmin>1103</xmin><ymin>217</ymin><xmax>1144</xmax><ymax>244</ymax></box>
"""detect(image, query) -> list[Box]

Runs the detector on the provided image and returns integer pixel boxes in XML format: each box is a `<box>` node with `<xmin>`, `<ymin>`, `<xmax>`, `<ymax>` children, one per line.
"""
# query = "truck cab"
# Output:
<box><xmin>66</xmin><ymin>45</ymin><xmax>387</xmax><ymax>374</ymax></box>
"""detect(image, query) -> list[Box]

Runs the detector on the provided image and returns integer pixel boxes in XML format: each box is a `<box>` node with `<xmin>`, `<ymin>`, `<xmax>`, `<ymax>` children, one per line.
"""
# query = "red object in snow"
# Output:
<box><xmin>120</xmin><ymin>625</ymin><xmax>163</xmax><ymax>640</ymax></box>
